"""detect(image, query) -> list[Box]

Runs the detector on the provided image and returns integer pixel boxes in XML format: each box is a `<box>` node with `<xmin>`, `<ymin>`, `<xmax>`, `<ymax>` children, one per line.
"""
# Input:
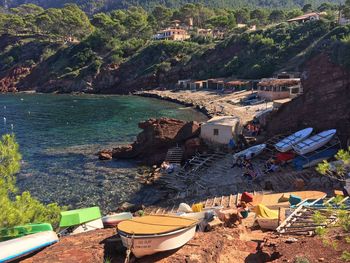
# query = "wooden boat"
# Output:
<box><xmin>118</xmin><ymin>215</ymin><xmax>197</xmax><ymax>258</ymax></box>
<box><xmin>102</xmin><ymin>212</ymin><xmax>133</xmax><ymax>228</ymax></box>
<box><xmin>251</xmin><ymin>191</ymin><xmax>327</xmax><ymax>209</ymax></box>
<box><xmin>275</xmin><ymin>128</ymin><xmax>313</xmax><ymax>152</ymax></box>
<box><xmin>292</xmin><ymin>129</ymin><xmax>336</xmax><ymax>155</ymax></box>
<box><xmin>0</xmin><ymin>223</ymin><xmax>53</xmax><ymax>241</ymax></box>
<box><xmin>59</xmin><ymin>206</ymin><xmax>103</xmax><ymax>235</ymax></box>
<box><xmin>0</xmin><ymin>231</ymin><xmax>58</xmax><ymax>263</ymax></box>
<box><xmin>233</xmin><ymin>144</ymin><xmax>266</xmax><ymax>160</ymax></box>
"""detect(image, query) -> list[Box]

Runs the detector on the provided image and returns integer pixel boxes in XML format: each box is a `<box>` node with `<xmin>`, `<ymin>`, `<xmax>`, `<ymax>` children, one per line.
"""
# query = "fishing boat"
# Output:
<box><xmin>292</xmin><ymin>129</ymin><xmax>336</xmax><ymax>155</ymax></box>
<box><xmin>0</xmin><ymin>231</ymin><xmax>58</xmax><ymax>263</ymax></box>
<box><xmin>275</xmin><ymin>128</ymin><xmax>313</xmax><ymax>152</ymax></box>
<box><xmin>233</xmin><ymin>144</ymin><xmax>266</xmax><ymax>160</ymax></box>
<box><xmin>102</xmin><ymin>212</ymin><xmax>133</xmax><ymax>228</ymax></box>
<box><xmin>59</xmin><ymin>206</ymin><xmax>103</xmax><ymax>235</ymax></box>
<box><xmin>118</xmin><ymin>215</ymin><xmax>197</xmax><ymax>258</ymax></box>
<box><xmin>251</xmin><ymin>191</ymin><xmax>327</xmax><ymax>209</ymax></box>
<box><xmin>0</xmin><ymin>223</ymin><xmax>53</xmax><ymax>241</ymax></box>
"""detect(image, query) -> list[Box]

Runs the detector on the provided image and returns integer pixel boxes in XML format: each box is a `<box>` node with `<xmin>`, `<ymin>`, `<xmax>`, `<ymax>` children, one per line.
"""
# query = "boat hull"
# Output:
<box><xmin>0</xmin><ymin>231</ymin><xmax>58</xmax><ymax>263</ymax></box>
<box><xmin>102</xmin><ymin>212</ymin><xmax>133</xmax><ymax>228</ymax></box>
<box><xmin>61</xmin><ymin>218</ymin><xmax>104</xmax><ymax>236</ymax></box>
<box><xmin>119</xmin><ymin>225</ymin><xmax>196</xmax><ymax>258</ymax></box>
<box><xmin>233</xmin><ymin>144</ymin><xmax>266</xmax><ymax>160</ymax></box>
<box><xmin>292</xmin><ymin>129</ymin><xmax>336</xmax><ymax>155</ymax></box>
<box><xmin>275</xmin><ymin>128</ymin><xmax>313</xmax><ymax>152</ymax></box>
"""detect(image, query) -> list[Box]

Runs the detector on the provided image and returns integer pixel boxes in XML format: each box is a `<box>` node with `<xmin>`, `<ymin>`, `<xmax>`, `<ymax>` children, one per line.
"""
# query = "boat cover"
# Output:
<box><xmin>60</xmin><ymin>207</ymin><xmax>101</xmax><ymax>227</ymax></box>
<box><xmin>117</xmin><ymin>215</ymin><xmax>197</xmax><ymax>235</ymax></box>
<box><xmin>254</xmin><ymin>204</ymin><xmax>278</xmax><ymax>219</ymax></box>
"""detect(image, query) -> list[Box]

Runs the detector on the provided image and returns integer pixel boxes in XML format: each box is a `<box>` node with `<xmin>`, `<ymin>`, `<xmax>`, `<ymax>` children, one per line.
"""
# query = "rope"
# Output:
<box><xmin>124</xmin><ymin>233</ymin><xmax>135</xmax><ymax>263</ymax></box>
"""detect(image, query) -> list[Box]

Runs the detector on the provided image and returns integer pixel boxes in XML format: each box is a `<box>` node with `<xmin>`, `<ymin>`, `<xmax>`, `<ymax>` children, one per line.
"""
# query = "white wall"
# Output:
<box><xmin>200</xmin><ymin>124</ymin><xmax>235</xmax><ymax>145</ymax></box>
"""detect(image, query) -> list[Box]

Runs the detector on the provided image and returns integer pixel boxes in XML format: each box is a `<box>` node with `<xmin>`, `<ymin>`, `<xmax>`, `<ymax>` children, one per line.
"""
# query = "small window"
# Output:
<box><xmin>213</xmin><ymin>129</ymin><xmax>219</xmax><ymax>136</ymax></box>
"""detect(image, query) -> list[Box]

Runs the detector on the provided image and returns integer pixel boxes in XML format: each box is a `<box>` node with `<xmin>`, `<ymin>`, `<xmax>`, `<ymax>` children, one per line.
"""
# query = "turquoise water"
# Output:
<box><xmin>0</xmin><ymin>93</ymin><xmax>206</xmax><ymax>212</ymax></box>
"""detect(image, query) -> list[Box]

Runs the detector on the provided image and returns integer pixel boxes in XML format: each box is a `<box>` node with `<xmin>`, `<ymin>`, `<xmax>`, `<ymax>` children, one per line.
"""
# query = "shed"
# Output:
<box><xmin>200</xmin><ymin>116</ymin><xmax>240</xmax><ymax>145</ymax></box>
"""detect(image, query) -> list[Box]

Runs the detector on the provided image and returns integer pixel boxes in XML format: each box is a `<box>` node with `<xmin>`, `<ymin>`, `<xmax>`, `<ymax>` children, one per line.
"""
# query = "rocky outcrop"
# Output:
<box><xmin>101</xmin><ymin>118</ymin><xmax>204</xmax><ymax>165</ymax></box>
<box><xmin>266</xmin><ymin>53</ymin><xmax>350</xmax><ymax>145</ymax></box>
<box><xmin>0</xmin><ymin>66</ymin><xmax>32</xmax><ymax>92</ymax></box>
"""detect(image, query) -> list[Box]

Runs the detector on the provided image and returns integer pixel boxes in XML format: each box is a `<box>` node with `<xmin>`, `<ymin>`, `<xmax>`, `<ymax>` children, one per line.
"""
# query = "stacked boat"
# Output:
<box><xmin>273</xmin><ymin>128</ymin><xmax>338</xmax><ymax>169</ymax></box>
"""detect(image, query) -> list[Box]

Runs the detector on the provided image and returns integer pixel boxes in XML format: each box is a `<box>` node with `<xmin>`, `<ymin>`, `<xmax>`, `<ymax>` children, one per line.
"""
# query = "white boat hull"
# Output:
<box><xmin>0</xmin><ymin>231</ymin><xmax>58</xmax><ymax>263</ymax></box>
<box><xmin>256</xmin><ymin>218</ymin><xmax>279</xmax><ymax>230</ymax></box>
<box><xmin>61</xmin><ymin>218</ymin><xmax>104</xmax><ymax>236</ymax></box>
<box><xmin>293</xmin><ymin>129</ymin><xmax>336</xmax><ymax>155</ymax></box>
<box><xmin>102</xmin><ymin>212</ymin><xmax>133</xmax><ymax>227</ymax></box>
<box><xmin>233</xmin><ymin>144</ymin><xmax>266</xmax><ymax>160</ymax></box>
<box><xmin>275</xmin><ymin>128</ymin><xmax>313</xmax><ymax>152</ymax></box>
<box><xmin>119</xmin><ymin>225</ymin><xmax>196</xmax><ymax>258</ymax></box>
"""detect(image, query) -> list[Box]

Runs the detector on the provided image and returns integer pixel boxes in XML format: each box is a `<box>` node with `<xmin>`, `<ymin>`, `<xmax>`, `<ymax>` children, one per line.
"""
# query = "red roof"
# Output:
<box><xmin>258</xmin><ymin>79</ymin><xmax>300</xmax><ymax>87</ymax></box>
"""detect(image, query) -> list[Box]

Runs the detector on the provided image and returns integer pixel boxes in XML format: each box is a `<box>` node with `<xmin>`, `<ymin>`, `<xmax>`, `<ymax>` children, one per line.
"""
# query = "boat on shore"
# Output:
<box><xmin>292</xmin><ymin>129</ymin><xmax>336</xmax><ymax>155</ymax></box>
<box><xmin>0</xmin><ymin>223</ymin><xmax>53</xmax><ymax>242</ymax></box>
<box><xmin>117</xmin><ymin>215</ymin><xmax>197</xmax><ymax>258</ymax></box>
<box><xmin>251</xmin><ymin>191</ymin><xmax>327</xmax><ymax>209</ymax></box>
<box><xmin>59</xmin><ymin>207</ymin><xmax>103</xmax><ymax>235</ymax></box>
<box><xmin>233</xmin><ymin>144</ymin><xmax>266</xmax><ymax>160</ymax></box>
<box><xmin>102</xmin><ymin>212</ymin><xmax>133</xmax><ymax>228</ymax></box>
<box><xmin>275</xmin><ymin>128</ymin><xmax>313</xmax><ymax>152</ymax></box>
<box><xmin>0</xmin><ymin>231</ymin><xmax>58</xmax><ymax>263</ymax></box>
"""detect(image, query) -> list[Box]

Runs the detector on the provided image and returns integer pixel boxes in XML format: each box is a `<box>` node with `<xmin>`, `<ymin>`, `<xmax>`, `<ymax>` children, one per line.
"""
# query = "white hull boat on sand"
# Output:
<box><xmin>233</xmin><ymin>144</ymin><xmax>266</xmax><ymax>160</ymax></box>
<box><xmin>275</xmin><ymin>128</ymin><xmax>313</xmax><ymax>152</ymax></box>
<box><xmin>292</xmin><ymin>129</ymin><xmax>336</xmax><ymax>155</ymax></box>
<box><xmin>118</xmin><ymin>215</ymin><xmax>197</xmax><ymax>258</ymax></box>
<box><xmin>102</xmin><ymin>212</ymin><xmax>133</xmax><ymax>227</ymax></box>
<box><xmin>0</xmin><ymin>231</ymin><xmax>58</xmax><ymax>263</ymax></box>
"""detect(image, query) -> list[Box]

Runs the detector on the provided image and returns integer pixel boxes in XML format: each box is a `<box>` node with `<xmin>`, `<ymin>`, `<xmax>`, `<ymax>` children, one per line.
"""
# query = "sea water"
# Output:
<box><xmin>0</xmin><ymin>93</ymin><xmax>206</xmax><ymax>212</ymax></box>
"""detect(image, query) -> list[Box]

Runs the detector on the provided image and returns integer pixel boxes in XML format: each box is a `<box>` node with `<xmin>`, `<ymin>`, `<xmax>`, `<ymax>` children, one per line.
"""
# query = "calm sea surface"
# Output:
<box><xmin>0</xmin><ymin>93</ymin><xmax>206</xmax><ymax>212</ymax></box>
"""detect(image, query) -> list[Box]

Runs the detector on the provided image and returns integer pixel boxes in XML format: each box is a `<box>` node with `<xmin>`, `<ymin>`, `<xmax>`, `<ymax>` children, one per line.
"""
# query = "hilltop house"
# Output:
<box><xmin>287</xmin><ymin>12</ymin><xmax>320</xmax><ymax>23</ymax></box>
<box><xmin>257</xmin><ymin>78</ymin><xmax>302</xmax><ymax>100</ymax></box>
<box><xmin>200</xmin><ymin>116</ymin><xmax>241</xmax><ymax>145</ymax></box>
<box><xmin>153</xmin><ymin>28</ymin><xmax>190</xmax><ymax>41</ymax></box>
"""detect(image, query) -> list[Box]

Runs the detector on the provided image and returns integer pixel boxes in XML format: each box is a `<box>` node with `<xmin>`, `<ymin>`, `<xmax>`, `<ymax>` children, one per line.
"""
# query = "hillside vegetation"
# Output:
<box><xmin>0</xmin><ymin>3</ymin><xmax>349</xmax><ymax>93</ymax></box>
<box><xmin>0</xmin><ymin>0</ymin><xmax>344</xmax><ymax>14</ymax></box>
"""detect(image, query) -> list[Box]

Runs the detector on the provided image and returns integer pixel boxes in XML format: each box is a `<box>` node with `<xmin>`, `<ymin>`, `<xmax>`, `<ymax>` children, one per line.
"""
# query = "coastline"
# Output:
<box><xmin>135</xmin><ymin>89</ymin><xmax>274</xmax><ymax>124</ymax></box>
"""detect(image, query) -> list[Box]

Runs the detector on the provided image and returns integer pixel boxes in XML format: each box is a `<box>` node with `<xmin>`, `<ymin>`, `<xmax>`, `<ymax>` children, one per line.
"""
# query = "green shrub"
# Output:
<box><xmin>0</xmin><ymin>134</ymin><xmax>63</xmax><ymax>230</ymax></box>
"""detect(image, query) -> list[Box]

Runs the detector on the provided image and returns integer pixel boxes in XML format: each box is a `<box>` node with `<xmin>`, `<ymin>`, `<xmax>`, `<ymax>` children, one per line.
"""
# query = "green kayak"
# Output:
<box><xmin>0</xmin><ymin>223</ymin><xmax>53</xmax><ymax>241</ymax></box>
<box><xmin>59</xmin><ymin>206</ymin><xmax>101</xmax><ymax>227</ymax></box>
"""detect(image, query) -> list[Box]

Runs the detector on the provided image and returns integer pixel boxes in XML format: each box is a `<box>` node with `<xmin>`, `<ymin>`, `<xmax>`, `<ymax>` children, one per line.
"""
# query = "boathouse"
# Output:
<box><xmin>257</xmin><ymin>78</ymin><xmax>301</xmax><ymax>100</ymax></box>
<box><xmin>200</xmin><ymin>116</ymin><xmax>240</xmax><ymax>145</ymax></box>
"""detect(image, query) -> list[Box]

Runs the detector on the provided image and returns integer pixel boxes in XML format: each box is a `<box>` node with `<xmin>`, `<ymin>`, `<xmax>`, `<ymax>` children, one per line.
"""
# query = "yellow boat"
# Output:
<box><xmin>117</xmin><ymin>215</ymin><xmax>197</xmax><ymax>258</ymax></box>
<box><xmin>251</xmin><ymin>191</ymin><xmax>327</xmax><ymax>209</ymax></box>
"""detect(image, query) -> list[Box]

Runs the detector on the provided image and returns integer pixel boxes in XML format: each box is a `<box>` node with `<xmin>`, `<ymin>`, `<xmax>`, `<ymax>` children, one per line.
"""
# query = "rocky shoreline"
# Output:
<box><xmin>135</xmin><ymin>89</ymin><xmax>274</xmax><ymax>124</ymax></box>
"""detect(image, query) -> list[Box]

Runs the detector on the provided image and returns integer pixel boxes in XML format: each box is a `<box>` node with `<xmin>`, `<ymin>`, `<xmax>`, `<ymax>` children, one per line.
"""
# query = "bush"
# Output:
<box><xmin>0</xmin><ymin>134</ymin><xmax>63</xmax><ymax>230</ymax></box>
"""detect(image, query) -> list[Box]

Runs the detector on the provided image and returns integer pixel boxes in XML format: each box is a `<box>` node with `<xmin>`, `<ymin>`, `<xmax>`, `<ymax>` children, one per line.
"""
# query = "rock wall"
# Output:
<box><xmin>100</xmin><ymin>118</ymin><xmax>205</xmax><ymax>165</ymax></box>
<box><xmin>266</xmin><ymin>54</ymin><xmax>350</xmax><ymax>145</ymax></box>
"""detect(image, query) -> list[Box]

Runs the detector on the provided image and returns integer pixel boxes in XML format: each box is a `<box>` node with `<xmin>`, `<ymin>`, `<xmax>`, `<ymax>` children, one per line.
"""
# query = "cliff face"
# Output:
<box><xmin>266</xmin><ymin>53</ymin><xmax>350</xmax><ymax>145</ymax></box>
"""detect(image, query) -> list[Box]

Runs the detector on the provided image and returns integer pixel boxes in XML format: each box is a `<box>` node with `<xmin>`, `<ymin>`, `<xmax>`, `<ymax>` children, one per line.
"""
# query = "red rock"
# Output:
<box><xmin>266</xmin><ymin>53</ymin><xmax>350</xmax><ymax>145</ymax></box>
<box><xmin>111</xmin><ymin>118</ymin><xmax>201</xmax><ymax>165</ymax></box>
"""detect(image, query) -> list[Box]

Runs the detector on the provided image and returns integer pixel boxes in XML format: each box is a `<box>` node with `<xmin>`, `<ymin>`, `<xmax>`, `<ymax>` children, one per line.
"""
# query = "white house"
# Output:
<box><xmin>200</xmin><ymin>116</ymin><xmax>240</xmax><ymax>145</ymax></box>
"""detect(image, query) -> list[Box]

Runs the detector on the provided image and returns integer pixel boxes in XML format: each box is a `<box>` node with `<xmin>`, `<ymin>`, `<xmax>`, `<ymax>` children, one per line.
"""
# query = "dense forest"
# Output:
<box><xmin>0</xmin><ymin>2</ymin><xmax>349</xmax><ymax>93</ymax></box>
<box><xmin>0</xmin><ymin>0</ymin><xmax>345</xmax><ymax>14</ymax></box>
